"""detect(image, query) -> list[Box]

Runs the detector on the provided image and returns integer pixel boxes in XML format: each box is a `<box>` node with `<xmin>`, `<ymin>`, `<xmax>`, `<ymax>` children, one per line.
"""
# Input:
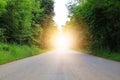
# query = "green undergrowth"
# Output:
<box><xmin>76</xmin><ymin>48</ymin><xmax>120</xmax><ymax>61</ymax></box>
<box><xmin>0</xmin><ymin>43</ymin><xmax>47</xmax><ymax>64</ymax></box>
<box><xmin>92</xmin><ymin>49</ymin><xmax>120</xmax><ymax>61</ymax></box>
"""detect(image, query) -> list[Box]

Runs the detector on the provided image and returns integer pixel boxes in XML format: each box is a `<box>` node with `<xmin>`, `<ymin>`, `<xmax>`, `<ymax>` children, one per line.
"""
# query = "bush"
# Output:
<box><xmin>0</xmin><ymin>43</ymin><xmax>46</xmax><ymax>64</ymax></box>
<box><xmin>93</xmin><ymin>49</ymin><xmax>120</xmax><ymax>61</ymax></box>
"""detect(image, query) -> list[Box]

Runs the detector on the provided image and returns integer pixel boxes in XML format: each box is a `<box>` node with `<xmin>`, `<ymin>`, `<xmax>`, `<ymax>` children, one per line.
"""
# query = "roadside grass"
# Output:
<box><xmin>0</xmin><ymin>43</ymin><xmax>47</xmax><ymax>64</ymax></box>
<box><xmin>76</xmin><ymin>48</ymin><xmax>120</xmax><ymax>62</ymax></box>
<box><xmin>92</xmin><ymin>49</ymin><xmax>120</xmax><ymax>61</ymax></box>
<box><xmin>74</xmin><ymin>47</ymin><xmax>91</xmax><ymax>54</ymax></box>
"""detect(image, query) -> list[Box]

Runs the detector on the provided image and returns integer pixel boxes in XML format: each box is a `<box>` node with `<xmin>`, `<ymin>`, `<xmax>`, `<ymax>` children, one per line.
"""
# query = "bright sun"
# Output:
<box><xmin>53</xmin><ymin>0</ymin><xmax>71</xmax><ymax>49</ymax></box>
<box><xmin>54</xmin><ymin>33</ymin><xmax>71</xmax><ymax>49</ymax></box>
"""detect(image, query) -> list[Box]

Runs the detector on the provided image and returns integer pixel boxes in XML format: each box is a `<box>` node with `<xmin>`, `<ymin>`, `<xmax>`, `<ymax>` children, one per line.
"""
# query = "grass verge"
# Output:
<box><xmin>92</xmin><ymin>49</ymin><xmax>120</xmax><ymax>61</ymax></box>
<box><xmin>0</xmin><ymin>43</ymin><xmax>47</xmax><ymax>65</ymax></box>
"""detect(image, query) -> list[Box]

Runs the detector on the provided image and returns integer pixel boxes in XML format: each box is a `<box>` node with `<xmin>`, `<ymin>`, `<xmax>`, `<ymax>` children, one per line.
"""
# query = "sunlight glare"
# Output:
<box><xmin>53</xmin><ymin>0</ymin><xmax>72</xmax><ymax>49</ymax></box>
<box><xmin>54</xmin><ymin>33</ymin><xmax>71</xmax><ymax>49</ymax></box>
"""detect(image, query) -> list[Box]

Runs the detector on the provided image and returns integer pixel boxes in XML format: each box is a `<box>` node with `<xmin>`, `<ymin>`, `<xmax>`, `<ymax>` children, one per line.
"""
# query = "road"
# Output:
<box><xmin>0</xmin><ymin>49</ymin><xmax>120</xmax><ymax>80</ymax></box>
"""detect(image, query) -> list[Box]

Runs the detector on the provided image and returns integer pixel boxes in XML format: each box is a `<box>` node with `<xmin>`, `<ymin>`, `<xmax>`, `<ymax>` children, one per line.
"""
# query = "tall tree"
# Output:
<box><xmin>0</xmin><ymin>0</ymin><xmax>43</xmax><ymax>44</ymax></box>
<box><xmin>0</xmin><ymin>0</ymin><xmax>55</xmax><ymax>48</ymax></box>
<box><xmin>0</xmin><ymin>0</ymin><xmax>7</xmax><ymax>42</ymax></box>
<box><xmin>39</xmin><ymin>0</ymin><xmax>54</xmax><ymax>28</ymax></box>
<box><xmin>67</xmin><ymin>0</ymin><xmax>120</xmax><ymax>52</ymax></box>
<box><xmin>38</xmin><ymin>0</ymin><xmax>55</xmax><ymax>48</ymax></box>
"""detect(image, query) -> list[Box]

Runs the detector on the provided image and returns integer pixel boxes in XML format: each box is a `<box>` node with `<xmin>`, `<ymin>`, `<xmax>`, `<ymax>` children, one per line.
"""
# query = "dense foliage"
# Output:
<box><xmin>39</xmin><ymin>0</ymin><xmax>59</xmax><ymax>48</ymax></box>
<box><xmin>0</xmin><ymin>0</ymin><xmax>55</xmax><ymax>48</ymax></box>
<box><xmin>67</xmin><ymin>0</ymin><xmax>120</xmax><ymax>52</ymax></box>
<box><xmin>0</xmin><ymin>43</ymin><xmax>46</xmax><ymax>64</ymax></box>
<box><xmin>0</xmin><ymin>0</ymin><xmax>55</xmax><ymax>64</ymax></box>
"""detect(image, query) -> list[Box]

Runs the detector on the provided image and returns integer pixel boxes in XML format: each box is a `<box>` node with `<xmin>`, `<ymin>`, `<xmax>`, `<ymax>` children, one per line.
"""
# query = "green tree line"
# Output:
<box><xmin>0</xmin><ymin>0</ymin><xmax>57</xmax><ymax>64</ymax></box>
<box><xmin>66</xmin><ymin>0</ymin><xmax>120</xmax><ymax>53</ymax></box>
<box><xmin>0</xmin><ymin>0</ymin><xmax>57</xmax><ymax>48</ymax></box>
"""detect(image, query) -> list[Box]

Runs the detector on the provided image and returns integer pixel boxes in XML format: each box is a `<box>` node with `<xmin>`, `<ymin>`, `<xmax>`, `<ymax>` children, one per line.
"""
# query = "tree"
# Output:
<box><xmin>38</xmin><ymin>0</ymin><xmax>55</xmax><ymax>48</ymax></box>
<box><xmin>67</xmin><ymin>0</ymin><xmax>120</xmax><ymax>52</ymax></box>
<box><xmin>0</xmin><ymin>0</ymin><xmax>55</xmax><ymax>49</ymax></box>
<box><xmin>39</xmin><ymin>0</ymin><xmax>54</xmax><ymax>28</ymax></box>
<box><xmin>0</xmin><ymin>0</ymin><xmax>6</xmax><ymax>16</ymax></box>
<box><xmin>0</xmin><ymin>0</ymin><xmax>43</xmax><ymax>44</ymax></box>
<box><xmin>0</xmin><ymin>0</ymin><xmax>7</xmax><ymax>42</ymax></box>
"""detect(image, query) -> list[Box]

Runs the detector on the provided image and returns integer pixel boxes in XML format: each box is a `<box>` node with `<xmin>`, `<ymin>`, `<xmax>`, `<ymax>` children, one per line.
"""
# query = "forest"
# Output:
<box><xmin>0</xmin><ymin>0</ymin><xmax>57</xmax><ymax>64</ymax></box>
<box><xmin>65</xmin><ymin>0</ymin><xmax>120</xmax><ymax>60</ymax></box>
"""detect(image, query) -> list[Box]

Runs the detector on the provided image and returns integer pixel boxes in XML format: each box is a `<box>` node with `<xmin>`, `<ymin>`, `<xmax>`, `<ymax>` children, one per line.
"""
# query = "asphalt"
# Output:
<box><xmin>0</xmin><ymin>49</ymin><xmax>120</xmax><ymax>80</ymax></box>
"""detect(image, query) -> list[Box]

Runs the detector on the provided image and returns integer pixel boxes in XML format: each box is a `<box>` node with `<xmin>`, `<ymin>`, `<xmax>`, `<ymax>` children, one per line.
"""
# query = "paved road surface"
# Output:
<box><xmin>0</xmin><ymin>49</ymin><xmax>120</xmax><ymax>80</ymax></box>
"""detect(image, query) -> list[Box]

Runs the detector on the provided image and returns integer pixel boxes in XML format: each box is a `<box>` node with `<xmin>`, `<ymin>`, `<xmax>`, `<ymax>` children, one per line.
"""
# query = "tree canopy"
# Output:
<box><xmin>67</xmin><ymin>0</ymin><xmax>120</xmax><ymax>52</ymax></box>
<box><xmin>0</xmin><ymin>0</ymin><xmax>56</xmax><ymax>48</ymax></box>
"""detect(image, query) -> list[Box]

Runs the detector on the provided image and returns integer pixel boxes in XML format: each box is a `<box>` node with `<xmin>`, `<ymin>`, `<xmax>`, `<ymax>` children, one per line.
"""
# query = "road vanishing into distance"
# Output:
<box><xmin>0</xmin><ymin>49</ymin><xmax>120</xmax><ymax>80</ymax></box>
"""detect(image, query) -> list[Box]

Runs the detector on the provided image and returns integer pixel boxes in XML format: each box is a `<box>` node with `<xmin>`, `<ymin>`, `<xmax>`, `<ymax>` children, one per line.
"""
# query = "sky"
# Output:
<box><xmin>53</xmin><ymin>0</ymin><xmax>69</xmax><ymax>29</ymax></box>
